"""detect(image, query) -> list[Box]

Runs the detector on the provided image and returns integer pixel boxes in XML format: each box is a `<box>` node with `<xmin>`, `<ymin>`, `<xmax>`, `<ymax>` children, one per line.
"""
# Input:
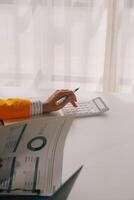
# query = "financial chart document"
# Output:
<box><xmin>0</xmin><ymin>115</ymin><xmax>73</xmax><ymax>196</ymax></box>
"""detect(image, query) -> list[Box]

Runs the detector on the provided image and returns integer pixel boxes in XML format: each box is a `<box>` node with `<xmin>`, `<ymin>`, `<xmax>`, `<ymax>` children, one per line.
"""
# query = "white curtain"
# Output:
<box><xmin>0</xmin><ymin>0</ymin><xmax>134</xmax><ymax>93</ymax></box>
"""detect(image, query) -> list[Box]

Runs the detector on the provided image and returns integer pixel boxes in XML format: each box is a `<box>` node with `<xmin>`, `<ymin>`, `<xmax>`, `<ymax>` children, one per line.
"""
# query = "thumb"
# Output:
<box><xmin>56</xmin><ymin>97</ymin><xmax>69</xmax><ymax>110</ymax></box>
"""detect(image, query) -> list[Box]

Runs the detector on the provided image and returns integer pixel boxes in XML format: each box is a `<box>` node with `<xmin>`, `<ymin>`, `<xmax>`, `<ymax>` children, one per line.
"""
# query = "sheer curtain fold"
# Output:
<box><xmin>0</xmin><ymin>0</ymin><xmax>134</xmax><ymax>93</ymax></box>
<box><xmin>103</xmin><ymin>0</ymin><xmax>120</xmax><ymax>92</ymax></box>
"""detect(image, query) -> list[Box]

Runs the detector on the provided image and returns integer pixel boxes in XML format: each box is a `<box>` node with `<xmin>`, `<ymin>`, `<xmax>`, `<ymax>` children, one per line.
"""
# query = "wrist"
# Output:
<box><xmin>30</xmin><ymin>100</ymin><xmax>43</xmax><ymax>116</ymax></box>
<box><xmin>43</xmin><ymin>102</ymin><xmax>48</xmax><ymax>113</ymax></box>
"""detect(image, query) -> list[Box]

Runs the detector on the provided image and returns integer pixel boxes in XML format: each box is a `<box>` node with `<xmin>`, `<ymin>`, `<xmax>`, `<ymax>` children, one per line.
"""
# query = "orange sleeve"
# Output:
<box><xmin>0</xmin><ymin>98</ymin><xmax>31</xmax><ymax>120</ymax></box>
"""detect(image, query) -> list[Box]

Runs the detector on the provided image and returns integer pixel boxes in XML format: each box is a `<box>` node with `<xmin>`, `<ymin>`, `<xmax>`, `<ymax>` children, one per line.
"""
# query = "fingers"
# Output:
<box><xmin>69</xmin><ymin>99</ymin><xmax>78</xmax><ymax>107</ymax></box>
<box><xmin>55</xmin><ymin>93</ymin><xmax>77</xmax><ymax>110</ymax></box>
<box><xmin>43</xmin><ymin>89</ymin><xmax>78</xmax><ymax>113</ymax></box>
<box><xmin>56</xmin><ymin>90</ymin><xmax>77</xmax><ymax>108</ymax></box>
<box><xmin>54</xmin><ymin>90</ymin><xmax>77</xmax><ymax>102</ymax></box>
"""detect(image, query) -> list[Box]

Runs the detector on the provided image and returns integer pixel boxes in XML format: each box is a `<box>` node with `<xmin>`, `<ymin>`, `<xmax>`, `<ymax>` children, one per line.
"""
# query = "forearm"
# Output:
<box><xmin>0</xmin><ymin>89</ymin><xmax>77</xmax><ymax>120</ymax></box>
<box><xmin>0</xmin><ymin>98</ymin><xmax>44</xmax><ymax>120</ymax></box>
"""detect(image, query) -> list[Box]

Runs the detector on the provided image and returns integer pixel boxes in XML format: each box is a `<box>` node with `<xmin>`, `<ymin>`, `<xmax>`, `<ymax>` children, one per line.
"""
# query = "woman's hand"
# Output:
<box><xmin>43</xmin><ymin>89</ymin><xmax>77</xmax><ymax>113</ymax></box>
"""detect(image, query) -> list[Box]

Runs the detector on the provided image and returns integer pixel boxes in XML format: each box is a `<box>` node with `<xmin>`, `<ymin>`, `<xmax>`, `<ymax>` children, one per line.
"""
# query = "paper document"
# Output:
<box><xmin>0</xmin><ymin>115</ymin><xmax>74</xmax><ymax>196</ymax></box>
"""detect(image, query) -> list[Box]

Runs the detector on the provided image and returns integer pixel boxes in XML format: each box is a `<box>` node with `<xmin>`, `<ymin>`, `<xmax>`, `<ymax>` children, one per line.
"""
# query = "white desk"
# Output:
<box><xmin>63</xmin><ymin>91</ymin><xmax>134</xmax><ymax>200</ymax></box>
<box><xmin>1</xmin><ymin>87</ymin><xmax>134</xmax><ymax>200</ymax></box>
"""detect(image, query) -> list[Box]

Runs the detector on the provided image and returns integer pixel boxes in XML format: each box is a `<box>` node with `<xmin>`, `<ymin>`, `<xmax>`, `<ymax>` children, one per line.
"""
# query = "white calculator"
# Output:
<box><xmin>62</xmin><ymin>97</ymin><xmax>109</xmax><ymax>118</ymax></box>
